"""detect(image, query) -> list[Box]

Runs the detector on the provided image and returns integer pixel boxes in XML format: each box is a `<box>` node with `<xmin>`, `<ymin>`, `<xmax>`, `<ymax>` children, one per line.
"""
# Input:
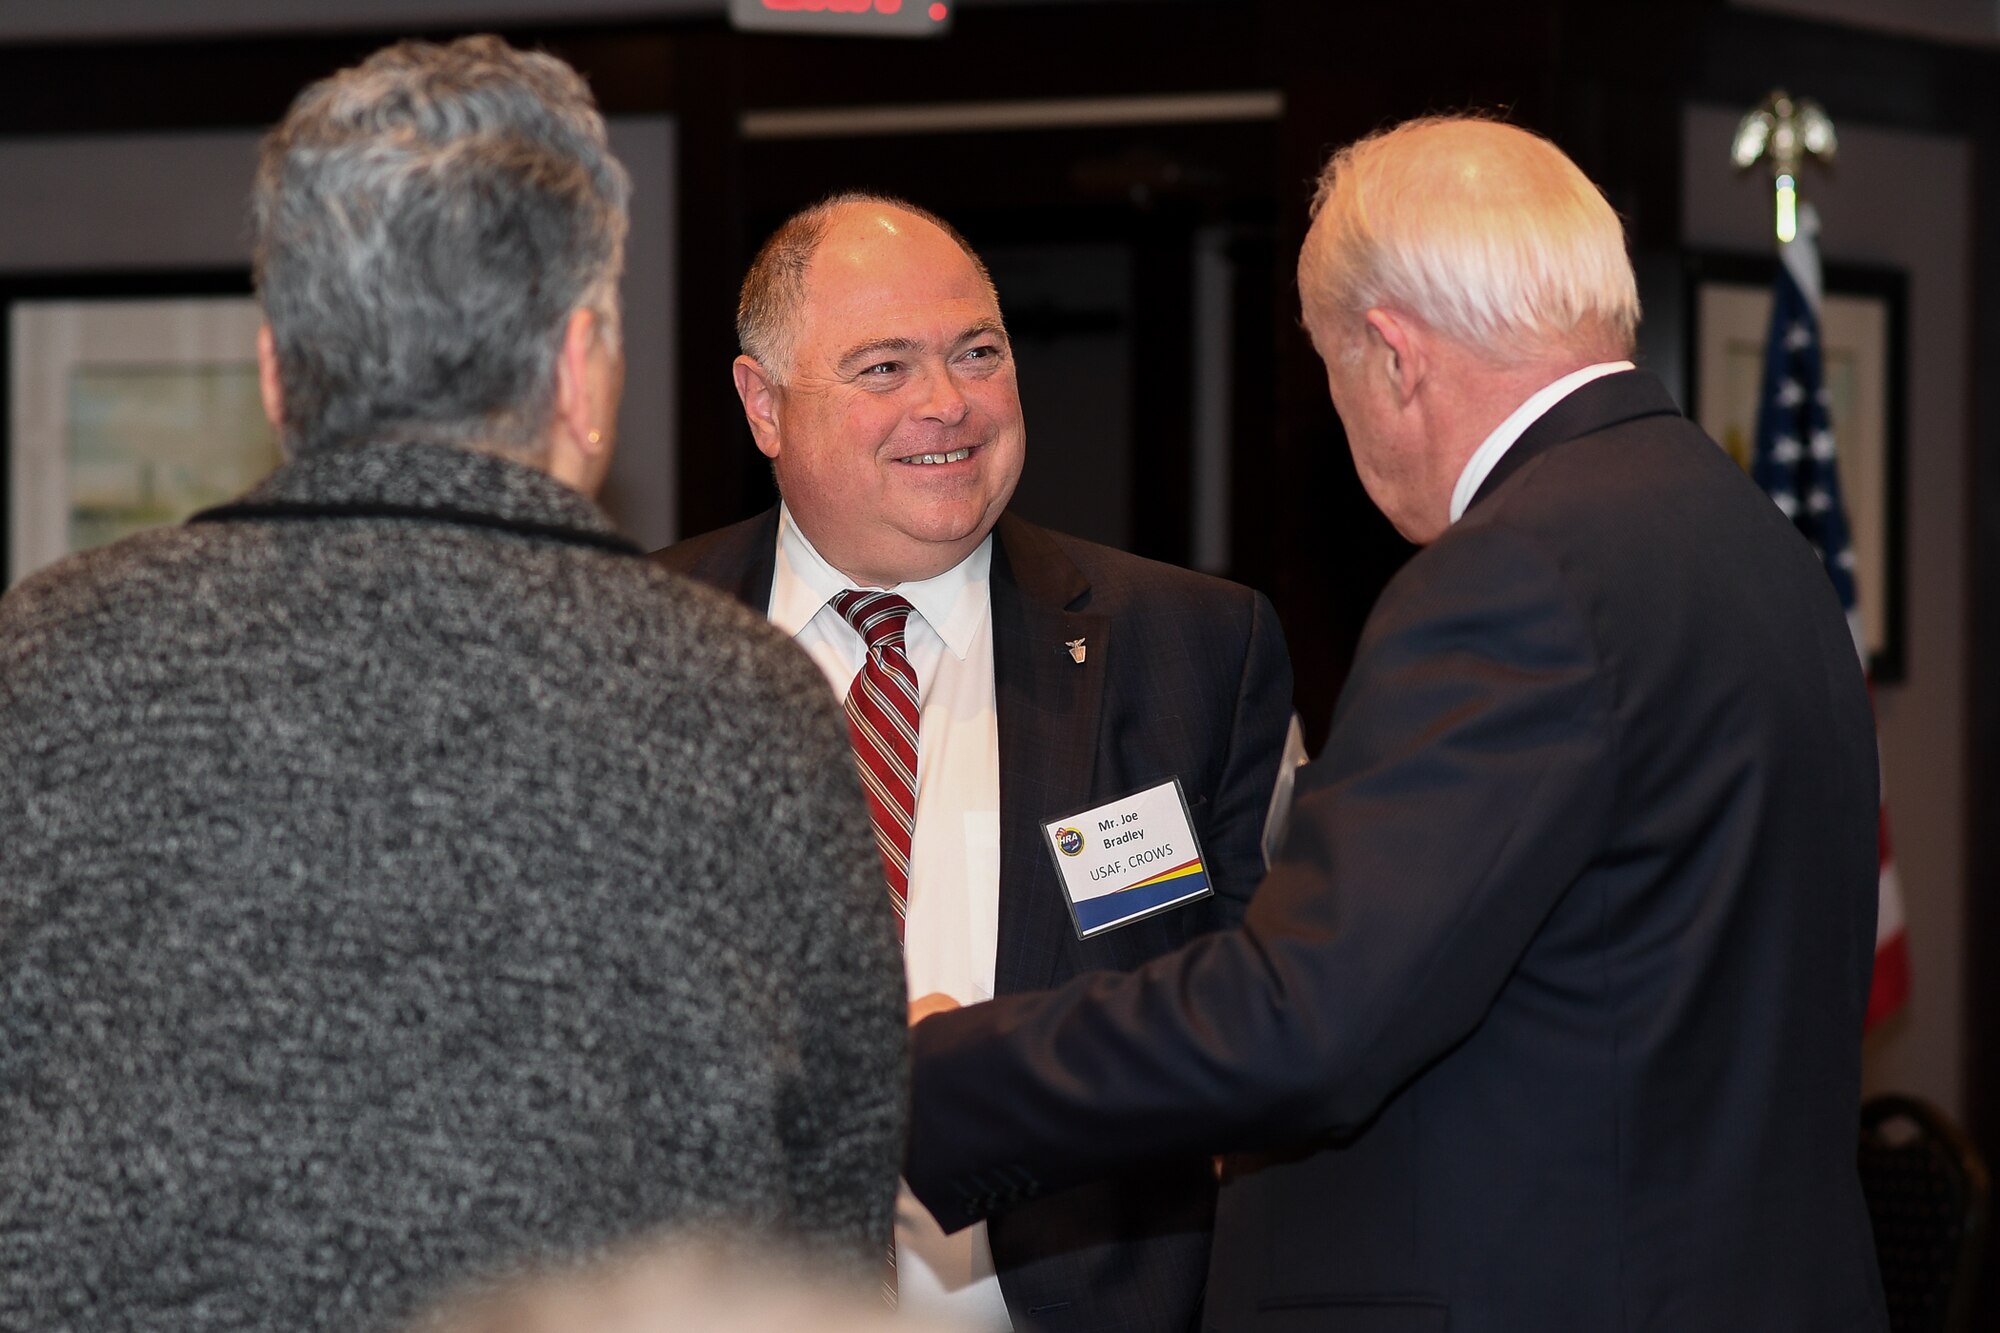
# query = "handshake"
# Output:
<box><xmin>908</xmin><ymin>992</ymin><xmax>960</xmax><ymax>1026</ymax></box>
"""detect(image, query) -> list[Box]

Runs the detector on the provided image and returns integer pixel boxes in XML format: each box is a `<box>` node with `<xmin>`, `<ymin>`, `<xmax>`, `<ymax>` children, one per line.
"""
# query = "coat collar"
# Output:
<box><xmin>658</xmin><ymin>506</ymin><xmax>781</xmax><ymax>608</ymax></box>
<box><xmin>1468</xmin><ymin>369</ymin><xmax>1684</xmax><ymax>514</ymax></box>
<box><xmin>231</xmin><ymin>439</ymin><xmax>626</xmax><ymax>543</ymax></box>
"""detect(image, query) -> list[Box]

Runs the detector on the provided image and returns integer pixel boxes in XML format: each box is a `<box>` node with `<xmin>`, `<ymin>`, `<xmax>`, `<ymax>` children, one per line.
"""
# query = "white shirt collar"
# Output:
<box><xmin>1448</xmin><ymin>361</ymin><xmax>1635</xmax><ymax>524</ymax></box>
<box><xmin>769</xmin><ymin>505</ymin><xmax>991</xmax><ymax>660</ymax></box>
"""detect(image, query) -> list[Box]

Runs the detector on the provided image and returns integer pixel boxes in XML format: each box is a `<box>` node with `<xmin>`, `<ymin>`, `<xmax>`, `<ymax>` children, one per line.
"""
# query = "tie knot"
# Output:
<box><xmin>831</xmin><ymin>589</ymin><xmax>913</xmax><ymax>653</ymax></box>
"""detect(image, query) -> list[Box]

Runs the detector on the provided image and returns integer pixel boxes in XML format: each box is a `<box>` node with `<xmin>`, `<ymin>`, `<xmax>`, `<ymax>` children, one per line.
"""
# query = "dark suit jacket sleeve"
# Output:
<box><xmin>1203</xmin><ymin>589</ymin><xmax>1293</xmax><ymax>929</ymax></box>
<box><xmin>906</xmin><ymin>522</ymin><xmax>1618</xmax><ymax>1230</ymax></box>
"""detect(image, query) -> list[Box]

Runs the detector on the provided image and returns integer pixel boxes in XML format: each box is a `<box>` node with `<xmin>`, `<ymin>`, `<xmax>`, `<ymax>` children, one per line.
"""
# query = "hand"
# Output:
<box><xmin>909</xmin><ymin>992</ymin><xmax>960</xmax><ymax>1027</ymax></box>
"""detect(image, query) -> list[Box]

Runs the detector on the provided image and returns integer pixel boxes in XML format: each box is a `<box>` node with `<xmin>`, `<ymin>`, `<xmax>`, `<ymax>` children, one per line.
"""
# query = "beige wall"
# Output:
<box><xmin>1682</xmin><ymin>103</ymin><xmax>1972</xmax><ymax>1118</ymax></box>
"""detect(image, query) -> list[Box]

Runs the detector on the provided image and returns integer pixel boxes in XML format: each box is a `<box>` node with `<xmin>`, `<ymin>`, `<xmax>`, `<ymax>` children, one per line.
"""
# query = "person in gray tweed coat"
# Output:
<box><xmin>0</xmin><ymin>36</ymin><xmax>905</xmax><ymax>1333</ymax></box>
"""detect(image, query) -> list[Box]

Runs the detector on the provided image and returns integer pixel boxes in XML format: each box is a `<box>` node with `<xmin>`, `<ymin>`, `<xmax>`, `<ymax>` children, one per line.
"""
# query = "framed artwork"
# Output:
<box><xmin>1684</xmin><ymin>252</ymin><xmax>1908</xmax><ymax>681</ymax></box>
<box><xmin>3</xmin><ymin>270</ymin><xmax>275</xmax><ymax>589</ymax></box>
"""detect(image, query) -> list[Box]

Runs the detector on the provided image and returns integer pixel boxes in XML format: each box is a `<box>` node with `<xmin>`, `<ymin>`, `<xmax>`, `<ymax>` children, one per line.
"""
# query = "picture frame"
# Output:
<box><xmin>3</xmin><ymin>269</ymin><xmax>274</xmax><ymax>589</ymax></box>
<box><xmin>1684</xmin><ymin>251</ymin><xmax>1908</xmax><ymax>682</ymax></box>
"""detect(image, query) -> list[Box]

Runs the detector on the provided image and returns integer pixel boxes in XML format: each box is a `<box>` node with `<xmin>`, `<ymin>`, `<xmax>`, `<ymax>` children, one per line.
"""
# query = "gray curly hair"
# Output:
<box><xmin>253</xmin><ymin>35</ymin><xmax>631</xmax><ymax>459</ymax></box>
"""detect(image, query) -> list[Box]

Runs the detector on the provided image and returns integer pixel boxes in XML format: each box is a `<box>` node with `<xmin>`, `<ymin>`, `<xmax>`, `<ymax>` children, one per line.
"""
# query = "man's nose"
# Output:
<box><xmin>914</xmin><ymin>365</ymin><xmax>970</xmax><ymax>425</ymax></box>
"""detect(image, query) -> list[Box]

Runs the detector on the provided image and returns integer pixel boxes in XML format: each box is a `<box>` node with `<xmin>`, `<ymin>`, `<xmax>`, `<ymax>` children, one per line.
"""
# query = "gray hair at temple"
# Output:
<box><xmin>1298</xmin><ymin>115</ymin><xmax>1639</xmax><ymax>365</ymax></box>
<box><xmin>737</xmin><ymin>190</ymin><xmax>998</xmax><ymax>382</ymax></box>
<box><xmin>252</xmin><ymin>35</ymin><xmax>631</xmax><ymax>459</ymax></box>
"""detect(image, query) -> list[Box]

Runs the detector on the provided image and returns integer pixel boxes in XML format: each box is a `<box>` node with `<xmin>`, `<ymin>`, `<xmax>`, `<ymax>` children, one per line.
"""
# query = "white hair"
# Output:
<box><xmin>1299</xmin><ymin>115</ymin><xmax>1639</xmax><ymax>363</ymax></box>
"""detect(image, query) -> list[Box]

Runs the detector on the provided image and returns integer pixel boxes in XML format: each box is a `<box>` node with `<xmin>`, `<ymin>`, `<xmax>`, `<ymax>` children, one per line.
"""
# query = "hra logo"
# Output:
<box><xmin>1054</xmin><ymin>827</ymin><xmax>1085</xmax><ymax>857</ymax></box>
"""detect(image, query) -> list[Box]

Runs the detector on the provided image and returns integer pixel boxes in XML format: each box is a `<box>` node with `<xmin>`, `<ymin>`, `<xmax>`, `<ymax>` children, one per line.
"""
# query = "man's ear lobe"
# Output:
<box><xmin>733</xmin><ymin>356</ymin><xmax>784</xmax><ymax>461</ymax></box>
<box><xmin>256</xmin><ymin>324</ymin><xmax>284</xmax><ymax>431</ymax></box>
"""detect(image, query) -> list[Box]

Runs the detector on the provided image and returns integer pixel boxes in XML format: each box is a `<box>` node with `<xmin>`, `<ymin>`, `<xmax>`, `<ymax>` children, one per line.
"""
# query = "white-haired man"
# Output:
<box><xmin>904</xmin><ymin>116</ymin><xmax>1889</xmax><ymax>1331</ymax></box>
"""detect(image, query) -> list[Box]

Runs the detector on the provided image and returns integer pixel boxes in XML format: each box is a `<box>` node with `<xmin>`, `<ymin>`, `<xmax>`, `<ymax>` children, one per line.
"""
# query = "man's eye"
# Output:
<box><xmin>865</xmin><ymin>361</ymin><xmax>903</xmax><ymax>376</ymax></box>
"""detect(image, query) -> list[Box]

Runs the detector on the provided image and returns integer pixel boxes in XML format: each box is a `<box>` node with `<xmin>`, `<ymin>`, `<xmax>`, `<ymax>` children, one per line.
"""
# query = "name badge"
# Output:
<box><xmin>1043</xmin><ymin>778</ymin><xmax>1211</xmax><ymax>939</ymax></box>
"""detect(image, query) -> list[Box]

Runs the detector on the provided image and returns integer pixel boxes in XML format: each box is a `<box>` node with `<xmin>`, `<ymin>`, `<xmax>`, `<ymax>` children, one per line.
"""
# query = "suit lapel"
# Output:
<box><xmin>990</xmin><ymin>515</ymin><xmax>1110</xmax><ymax>993</ymax></box>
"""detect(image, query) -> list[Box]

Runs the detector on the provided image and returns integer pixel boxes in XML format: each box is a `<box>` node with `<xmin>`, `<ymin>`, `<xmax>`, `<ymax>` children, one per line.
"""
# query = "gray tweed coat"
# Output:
<box><xmin>0</xmin><ymin>440</ymin><xmax>906</xmax><ymax>1332</ymax></box>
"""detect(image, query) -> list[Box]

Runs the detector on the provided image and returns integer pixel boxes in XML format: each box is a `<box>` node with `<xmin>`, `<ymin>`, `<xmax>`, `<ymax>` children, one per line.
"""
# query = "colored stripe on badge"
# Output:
<box><xmin>1073</xmin><ymin>860</ymin><xmax>1210</xmax><ymax>935</ymax></box>
<box><xmin>1123</xmin><ymin>857</ymin><xmax>1205</xmax><ymax>891</ymax></box>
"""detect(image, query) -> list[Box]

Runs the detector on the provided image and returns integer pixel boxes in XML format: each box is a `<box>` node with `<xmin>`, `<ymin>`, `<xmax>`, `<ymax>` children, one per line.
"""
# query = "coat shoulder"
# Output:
<box><xmin>651</xmin><ymin>509</ymin><xmax>776</xmax><ymax>580</ymax></box>
<box><xmin>999</xmin><ymin>516</ymin><xmax>1269</xmax><ymax>620</ymax></box>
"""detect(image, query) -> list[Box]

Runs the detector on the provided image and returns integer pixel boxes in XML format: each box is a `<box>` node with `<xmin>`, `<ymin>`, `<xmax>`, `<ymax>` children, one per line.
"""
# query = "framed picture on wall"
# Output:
<box><xmin>3</xmin><ymin>270</ymin><xmax>275</xmax><ymax>589</ymax></box>
<box><xmin>1684</xmin><ymin>251</ymin><xmax>1909</xmax><ymax>682</ymax></box>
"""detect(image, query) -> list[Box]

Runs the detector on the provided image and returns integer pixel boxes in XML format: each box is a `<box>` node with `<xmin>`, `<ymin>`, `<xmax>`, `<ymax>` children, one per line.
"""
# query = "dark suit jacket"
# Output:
<box><xmin>905</xmin><ymin>373</ymin><xmax>1890</xmax><ymax>1332</ymax></box>
<box><xmin>658</xmin><ymin>509</ymin><xmax>1295</xmax><ymax>1331</ymax></box>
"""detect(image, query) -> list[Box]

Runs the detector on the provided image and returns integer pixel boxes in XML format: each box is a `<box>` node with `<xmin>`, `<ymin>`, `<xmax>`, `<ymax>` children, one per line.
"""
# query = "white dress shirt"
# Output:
<box><xmin>1449</xmin><ymin>361</ymin><xmax>1635</xmax><ymax>524</ymax></box>
<box><xmin>768</xmin><ymin>506</ymin><xmax>1013</xmax><ymax>1331</ymax></box>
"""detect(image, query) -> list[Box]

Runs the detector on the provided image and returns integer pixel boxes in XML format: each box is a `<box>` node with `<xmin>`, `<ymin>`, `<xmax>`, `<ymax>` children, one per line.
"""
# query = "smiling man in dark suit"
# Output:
<box><xmin>902</xmin><ymin>117</ymin><xmax>1891</xmax><ymax>1332</ymax></box>
<box><xmin>655</xmin><ymin>193</ymin><xmax>1294</xmax><ymax>1332</ymax></box>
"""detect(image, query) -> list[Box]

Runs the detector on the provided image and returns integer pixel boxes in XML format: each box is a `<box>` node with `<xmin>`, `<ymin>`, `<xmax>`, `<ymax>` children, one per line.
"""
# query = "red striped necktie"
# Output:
<box><xmin>829</xmin><ymin>589</ymin><xmax>920</xmax><ymax>939</ymax></box>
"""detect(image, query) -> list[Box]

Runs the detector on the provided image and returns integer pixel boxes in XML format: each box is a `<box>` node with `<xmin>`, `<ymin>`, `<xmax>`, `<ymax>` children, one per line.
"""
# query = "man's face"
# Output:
<box><xmin>1309</xmin><ymin>311</ymin><xmax>1400</xmax><ymax>525</ymax></box>
<box><xmin>745</xmin><ymin>206</ymin><xmax>1025</xmax><ymax>587</ymax></box>
<box><xmin>1307</xmin><ymin>302</ymin><xmax>1435</xmax><ymax>544</ymax></box>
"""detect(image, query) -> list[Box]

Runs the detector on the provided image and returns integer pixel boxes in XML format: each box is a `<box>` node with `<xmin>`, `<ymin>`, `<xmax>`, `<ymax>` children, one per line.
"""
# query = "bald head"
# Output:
<box><xmin>728</xmin><ymin>194</ymin><xmax>1024</xmax><ymax>586</ymax></box>
<box><xmin>738</xmin><ymin>192</ymin><xmax>1000</xmax><ymax>382</ymax></box>
<box><xmin>1298</xmin><ymin>116</ymin><xmax>1638</xmax><ymax>366</ymax></box>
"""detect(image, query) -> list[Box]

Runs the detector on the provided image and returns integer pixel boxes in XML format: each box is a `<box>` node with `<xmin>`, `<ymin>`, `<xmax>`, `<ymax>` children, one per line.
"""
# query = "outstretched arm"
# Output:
<box><xmin>906</xmin><ymin>525</ymin><xmax>1615</xmax><ymax>1232</ymax></box>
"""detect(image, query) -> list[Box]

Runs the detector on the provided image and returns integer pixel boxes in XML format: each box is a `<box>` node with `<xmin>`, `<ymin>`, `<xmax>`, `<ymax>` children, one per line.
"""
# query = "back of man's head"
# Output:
<box><xmin>253</xmin><ymin>35</ymin><xmax>631</xmax><ymax>459</ymax></box>
<box><xmin>1298</xmin><ymin>116</ymin><xmax>1638</xmax><ymax>366</ymax></box>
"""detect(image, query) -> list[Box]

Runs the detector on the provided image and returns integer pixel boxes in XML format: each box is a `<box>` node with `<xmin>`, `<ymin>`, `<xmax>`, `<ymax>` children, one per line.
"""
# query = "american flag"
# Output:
<box><xmin>1751</xmin><ymin>202</ymin><xmax>1909</xmax><ymax>1030</ymax></box>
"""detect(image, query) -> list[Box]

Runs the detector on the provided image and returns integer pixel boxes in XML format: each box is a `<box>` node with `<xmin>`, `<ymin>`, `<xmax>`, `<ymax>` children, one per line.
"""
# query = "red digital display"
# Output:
<box><xmin>728</xmin><ymin>0</ymin><xmax>951</xmax><ymax>36</ymax></box>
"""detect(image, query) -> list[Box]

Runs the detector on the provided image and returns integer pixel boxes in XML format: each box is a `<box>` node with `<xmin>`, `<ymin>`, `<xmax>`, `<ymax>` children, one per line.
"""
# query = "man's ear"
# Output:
<box><xmin>1362</xmin><ymin>308</ymin><xmax>1426</xmax><ymax>408</ymax></box>
<box><xmin>545</xmin><ymin>308</ymin><xmax>615</xmax><ymax>493</ymax></box>
<box><xmin>553</xmin><ymin>308</ymin><xmax>600</xmax><ymax>446</ymax></box>
<box><xmin>256</xmin><ymin>324</ymin><xmax>284</xmax><ymax>431</ymax></box>
<box><xmin>732</xmin><ymin>356</ymin><xmax>785</xmax><ymax>461</ymax></box>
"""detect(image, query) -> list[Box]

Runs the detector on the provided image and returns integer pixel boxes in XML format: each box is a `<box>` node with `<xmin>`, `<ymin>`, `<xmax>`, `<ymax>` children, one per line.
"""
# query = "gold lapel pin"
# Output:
<box><xmin>1065</xmin><ymin>637</ymin><xmax>1087</xmax><ymax>665</ymax></box>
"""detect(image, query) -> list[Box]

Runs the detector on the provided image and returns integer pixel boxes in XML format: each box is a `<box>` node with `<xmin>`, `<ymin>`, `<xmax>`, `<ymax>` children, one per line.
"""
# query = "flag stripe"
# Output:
<box><xmin>1750</xmin><ymin>204</ymin><xmax>1908</xmax><ymax>1031</ymax></box>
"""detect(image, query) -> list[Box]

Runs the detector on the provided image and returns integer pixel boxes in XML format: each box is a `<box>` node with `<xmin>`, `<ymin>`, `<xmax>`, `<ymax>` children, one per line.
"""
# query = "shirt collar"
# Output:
<box><xmin>770</xmin><ymin>505</ymin><xmax>992</xmax><ymax>660</ymax></box>
<box><xmin>1448</xmin><ymin>360</ymin><xmax>1634</xmax><ymax>524</ymax></box>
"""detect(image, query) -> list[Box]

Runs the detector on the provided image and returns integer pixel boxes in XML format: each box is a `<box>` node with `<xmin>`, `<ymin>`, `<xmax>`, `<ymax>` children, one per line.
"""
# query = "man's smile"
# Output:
<box><xmin>894</xmin><ymin>445</ymin><xmax>976</xmax><ymax>466</ymax></box>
